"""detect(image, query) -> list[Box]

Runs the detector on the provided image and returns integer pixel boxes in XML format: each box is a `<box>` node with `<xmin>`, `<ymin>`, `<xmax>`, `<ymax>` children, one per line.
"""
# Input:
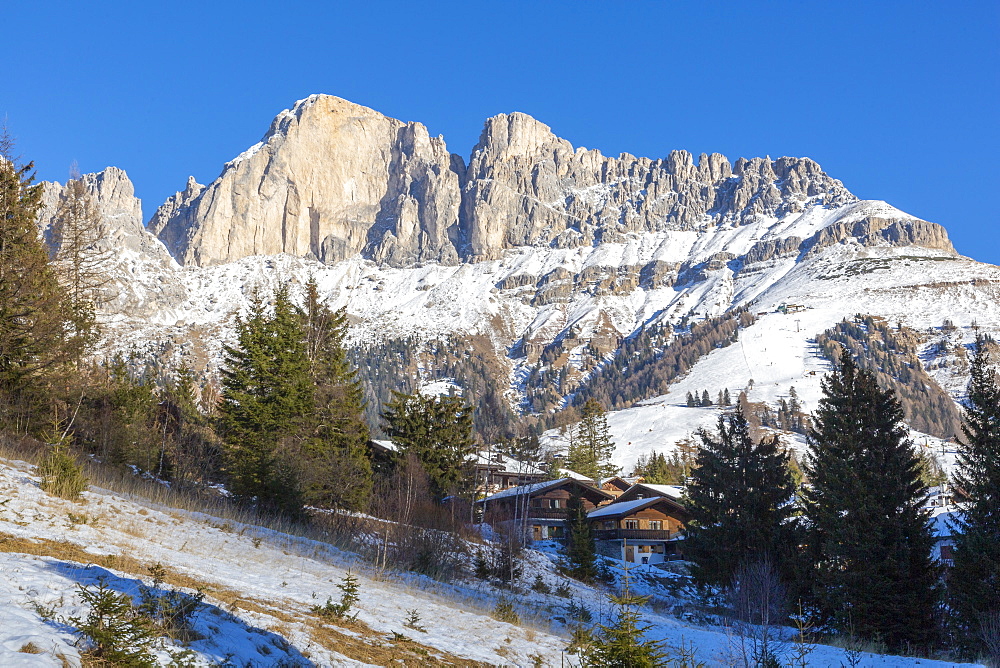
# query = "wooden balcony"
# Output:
<box><xmin>593</xmin><ymin>528</ymin><xmax>675</xmax><ymax>541</ymax></box>
<box><xmin>526</xmin><ymin>508</ymin><xmax>571</xmax><ymax>520</ymax></box>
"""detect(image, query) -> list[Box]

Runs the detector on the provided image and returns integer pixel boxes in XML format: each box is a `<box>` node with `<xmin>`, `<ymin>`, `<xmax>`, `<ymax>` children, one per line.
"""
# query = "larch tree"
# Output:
<box><xmin>949</xmin><ymin>335</ymin><xmax>1000</xmax><ymax>654</ymax></box>
<box><xmin>804</xmin><ymin>349</ymin><xmax>939</xmax><ymax>651</ymax></box>
<box><xmin>684</xmin><ymin>405</ymin><xmax>797</xmax><ymax>589</ymax></box>
<box><xmin>48</xmin><ymin>171</ymin><xmax>112</xmax><ymax>350</ymax></box>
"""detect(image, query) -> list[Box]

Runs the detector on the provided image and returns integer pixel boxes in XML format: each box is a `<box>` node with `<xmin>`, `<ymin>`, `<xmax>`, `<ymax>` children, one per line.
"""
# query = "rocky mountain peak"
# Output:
<box><xmin>146</xmin><ymin>95</ymin><xmax>939</xmax><ymax>270</ymax></box>
<box><xmin>149</xmin><ymin>94</ymin><xmax>464</xmax><ymax>268</ymax></box>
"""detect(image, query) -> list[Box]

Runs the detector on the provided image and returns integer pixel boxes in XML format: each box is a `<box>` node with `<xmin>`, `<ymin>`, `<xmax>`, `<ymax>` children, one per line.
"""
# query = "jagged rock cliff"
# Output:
<box><xmin>151</xmin><ymin>94</ymin><xmax>950</xmax><ymax>269</ymax></box>
<box><xmin>38</xmin><ymin>167</ymin><xmax>174</xmax><ymax>266</ymax></box>
<box><xmin>148</xmin><ymin>95</ymin><xmax>465</xmax><ymax>268</ymax></box>
<box><xmin>461</xmin><ymin>113</ymin><xmax>856</xmax><ymax>260</ymax></box>
<box><xmin>39</xmin><ymin>167</ymin><xmax>183</xmax><ymax>317</ymax></box>
<box><xmin>149</xmin><ymin>95</ymin><xmax>947</xmax><ymax>274</ymax></box>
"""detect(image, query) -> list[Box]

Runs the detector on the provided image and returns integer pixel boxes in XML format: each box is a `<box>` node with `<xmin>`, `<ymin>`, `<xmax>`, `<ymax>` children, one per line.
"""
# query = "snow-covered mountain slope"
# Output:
<box><xmin>42</xmin><ymin>95</ymin><xmax>999</xmax><ymax>472</ymax></box>
<box><xmin>0</xmin><ymin>455</ymin><xmax>982</xmax><ymax>667</ymax></box>
<box><xmin>545</xmin><ymin>241</ymin><xmax>999</xmax><ymax>471</ymax></box>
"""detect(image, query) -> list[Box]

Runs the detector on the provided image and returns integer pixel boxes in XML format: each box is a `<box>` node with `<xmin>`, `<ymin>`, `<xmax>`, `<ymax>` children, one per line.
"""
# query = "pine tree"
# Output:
<box><xmin>684</xmin><ymin>406</ymin><xmax>797</xmax><ymax>588</ymax></box>
<box><xmin>723</xmin><ymin>387</ymin><xmax>732</xmax><ymax>406</ymax></box>
<box><xmin>0</xmin><ymin>131</ymin><xmax>82</xmax><ymax>431</ymax></box>
<box><xmin>804</xmin><ymin>350</ymin><xmax>939</xmax><ymax>650</ymax></box>
<box><xmin>686</xmin><ymin>391</ymin><xmax>696</xmax><ymax>407</ymax></box>
<box><xmin>564</xmin><ymin>490</ymin><xmax>598</xmax><ymax>582</ymax></box>
<box><xmin>381</xmin><ymin>391</ymin><xmax>475</xmax><ymax>500</ymax></box>
<box><xmin>701</xmin><ymin>389</ymin><xmax>712</xmax><ymax>407</ymax></box>
<box><xmin>219</xmin><ymin>287</ymin><xmax>312</xmax><ymax>515</ymax></box>
<box><xmin>565</xmin><ymin>399</ymin><xmax>618</xmax><ymax>480</ymax></box>
<box><xmin>299</xmin><ymin>278</ymin><xmax>372</xmax><ymax>511</ymax></box>
<box><xmin>949</xmin><ymin>335</ymin><xmax>1000</xmax><ymax>653</ymax></box>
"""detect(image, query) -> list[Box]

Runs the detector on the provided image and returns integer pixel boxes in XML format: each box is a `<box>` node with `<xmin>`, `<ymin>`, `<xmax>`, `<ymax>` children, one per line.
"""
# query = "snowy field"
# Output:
<box><xmin>0</xmin><ymin>455</ymin><xmax>982</xmax><ymax>667</ymax></box>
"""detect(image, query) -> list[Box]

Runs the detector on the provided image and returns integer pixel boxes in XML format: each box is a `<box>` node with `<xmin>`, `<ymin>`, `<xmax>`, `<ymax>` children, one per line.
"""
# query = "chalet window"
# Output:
<box><xmin>639</xmin><ymin>545</ymin><xmax>651</xmax><ymax>553</ymax></box>
<box><xmin>648</xmin><ymin>521</ymin><xmax>663</xmax><ymax>530</ymax></box>
<box><xmin>624</xmin><ymin>520</ymin><xmax>639</xmax><ymax>530</ymax></box>
<box><xmin>604</xmin><ymin>521</ymin><xmax>615</xmax><ymax>529</ymax></box>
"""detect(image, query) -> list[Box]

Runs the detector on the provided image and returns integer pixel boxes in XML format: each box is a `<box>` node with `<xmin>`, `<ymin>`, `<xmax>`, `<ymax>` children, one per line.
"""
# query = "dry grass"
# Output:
<box><xmin>0</xmin><ymin>531</ymin><xmax>488</xmax><ymax>666</ymax></box>
<box><xmin>18</xmin><ymin>641</ymin><xmax>43</xmax><ymax>653</ymax></box>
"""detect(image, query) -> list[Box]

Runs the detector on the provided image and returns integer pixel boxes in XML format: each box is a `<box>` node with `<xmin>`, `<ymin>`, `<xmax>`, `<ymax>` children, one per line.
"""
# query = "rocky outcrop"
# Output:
<box><xmin>149</xmin><ymin>95</ymin><xmax>465</xmax><ymax>267</ymax></box>
<box><xmin>39</xmin><ymin>167</ymin><xmax>174</xmax><ymax>265</ymax></box>
<box><xmin>460</xmin><ymin>112</ymin><xmax>855</xmax><ymax>261</ymax></box>
<box><xmin>806</xmin><ymin>215</ymin><xmax>954</xmax><ymax>256</ymax></box>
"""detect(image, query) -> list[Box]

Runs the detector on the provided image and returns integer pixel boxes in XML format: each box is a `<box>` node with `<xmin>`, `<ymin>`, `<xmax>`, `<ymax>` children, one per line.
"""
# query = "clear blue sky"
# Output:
<box><xmin>4</xmin><ymin>2</ymin><xmax>998</xmax><ymax>263</ymax></box>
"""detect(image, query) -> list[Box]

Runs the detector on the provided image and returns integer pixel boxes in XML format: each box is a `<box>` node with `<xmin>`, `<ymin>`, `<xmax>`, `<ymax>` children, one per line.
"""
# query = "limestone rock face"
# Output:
<box><xmin>149</xmin><ymin>95</ymin><xmax>952</xmax><ymax>269</ymax></box>
<box><xmin>149</xmin><ymin>95</ymin><xmax>465</xmax><ymax>267</ymax></box>
<box><xmin>38</xmin><ymin>167</ymin><xmax>173</xmax><ymax>264</ymax></box>
<box><xmin>460</xmin><ymin>113</ymin><xmax>856</xmax><ymax>260</ymax></box>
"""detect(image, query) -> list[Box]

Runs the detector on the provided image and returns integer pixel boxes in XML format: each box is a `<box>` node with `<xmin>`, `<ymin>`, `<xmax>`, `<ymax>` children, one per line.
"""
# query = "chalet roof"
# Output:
<box><xmin>634</xmin><ymin>483</ymin><xmax>685</xmax><ymax>500</ymax></box>
<box><xmin>479</xmin><ymin>478</ymin><xmax>614</xmax><ymax>503</ymax></box>
<box><xmin>368</xmin><ymin>439</ymin><xmax>398</xmax><ymax>454</ymax></box>
<box><xmin>558</xmin><ymin>468</ymin><xmax>595</xmax><ymax>483</ymax></box>
<box><xmin>588</xmin><ymin>497</ymin><xmax>663</xmax><ymax>519</ymax></box>
<box><xmin>474</xmin><ymin>452</ymin><xmax>546</xmax><ymax>477</ymax></box>
<box><xmin>600</xmin><ymin>476</ymin><xmax>640</xmax><ymax>490</ymax></box>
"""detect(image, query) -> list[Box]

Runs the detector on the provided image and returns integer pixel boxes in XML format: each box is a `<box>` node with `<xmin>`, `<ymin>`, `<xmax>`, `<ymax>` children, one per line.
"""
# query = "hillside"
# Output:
<box><xmin>0</xmin><ymin>448</ymin><xmax>981</xmax><ymax>667</ymax></box>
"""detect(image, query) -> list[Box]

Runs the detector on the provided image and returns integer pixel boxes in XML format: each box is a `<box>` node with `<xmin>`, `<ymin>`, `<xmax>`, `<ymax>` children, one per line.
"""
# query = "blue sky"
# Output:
<box><xmin>4</xmin><ymin>2</ymin><xmax>998</xmax><ymax>263</ymax></box>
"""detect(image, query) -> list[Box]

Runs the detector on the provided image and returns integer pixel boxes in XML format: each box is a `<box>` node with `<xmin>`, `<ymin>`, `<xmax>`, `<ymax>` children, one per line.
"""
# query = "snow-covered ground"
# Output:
<box><xmin>0</xmin><ymin>456</ymin><xmax>982</xmax><ymax>667</ymax></box>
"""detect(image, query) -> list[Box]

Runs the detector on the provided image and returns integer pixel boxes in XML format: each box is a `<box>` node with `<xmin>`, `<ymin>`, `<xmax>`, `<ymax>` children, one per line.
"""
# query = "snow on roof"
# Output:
<box><xmin>559</xmin><ymin>468</ymin><xmax>594</xmax><ymax>482</ymax></box>
<box><xmin>588</xmin><ymin>497</ymin><xmax>661</xmax><ymax>519</ymax></box>
<box><xmin>635</xmin><ymin>483</ymin><xmax>686</xmax><ymax>500</ymax></box>
<box><xmin>370</xmin><ymin>439</ymin><xmax>397</xmax><ymax>452</ymax></box>
<box><xmin>931</xmin><ymin>509</ymin><xmax>959</xmax><ymax>538</ymax></box>
<box><xmin>481</xmin><ymin>479</ymin><xmax>568</xmax><ymax>501</ymax></box>
<box><xmin>474</xmin><ymin>452</ymin><xmax>546</xmax><ymax>476</ymax></box>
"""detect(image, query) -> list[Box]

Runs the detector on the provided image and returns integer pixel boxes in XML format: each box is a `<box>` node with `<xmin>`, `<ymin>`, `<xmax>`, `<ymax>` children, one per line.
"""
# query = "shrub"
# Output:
<box><xmin>530</xmin><ymin>574</ymin><xmax>551</xmax><ymax>594</ymax></box>
<box><xmin>39</xmin><ymin>445</ymin><xmax>88</xmax><ymax>500</ymax></box>
<box><xmin>492</xmin><ymin>597</ymin><xmax>520</xmax><ymax>625</ymax></box>
<box><xmin>138</xmin><ymin>563</ymin><xmax>205</xmax><ymax>641</ymax></box>
<box><xmin>70</xmin><ymin>578</ymin><xmax>157</xmax><ymax>667</ymax></box>
<box><xmin>311</xmin><ymin>571</ymin><xmax>360</xmax><ymax>620</ymax></box>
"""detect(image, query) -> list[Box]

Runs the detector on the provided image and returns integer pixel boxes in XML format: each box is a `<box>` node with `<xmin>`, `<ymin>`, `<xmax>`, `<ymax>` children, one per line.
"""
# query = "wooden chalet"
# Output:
<box><xmin>615</xmin><ymin>482</ymin><xmax>686</xmax><ymax>504</ymax></box>
<box><xmin>587</xmin><ymin>492</ymin><xmax>691</xmax><ymax>565</ymax></box>
<box><xmin>600</xmin><ymin>476</ymin><xmax>642</xmax><ymax>498</ymax></box>
<box><xmin>478</xmin><ymin>478</ymin><xmax>615</xmax><ymax>541</ymax></box>
<box><xmin>473</xmin><ymin>451</ymin><xmax>547</xmax><ymax>495</ymax></box>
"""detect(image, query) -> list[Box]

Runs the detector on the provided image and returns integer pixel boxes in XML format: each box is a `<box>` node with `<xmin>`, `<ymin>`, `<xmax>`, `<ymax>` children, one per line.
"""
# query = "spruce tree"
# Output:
<box><xmin>565</xmin><ymin>398</ymin><xmax>618</xmax><ymax>479</ymax></box>
<box><xmin>300</xmin><ymin>278</ymin><xmax>372</xmax><ymax>511</ymax></box>
<box><xmin>686</xmin><ymin>391</ymin><xmax>695</xmax><ymax>407</ymax></box>
<box><xmin>804</xmin><ymin>350</ymin><xmax>938</xmax><ymax>650</ymax></box>
<box><xmin>564</xmin><ymin>490</ymin><xmax>598</xmax><ymax>582</ymax></box>
<box><xmin>381</xmin><ymin>391</ymin><xmax>475</xmax><ymax>500</ymax></box>
<box><xmin>949</xmin><ymin>335</ymin><xmax>1000</xmax><ymax>653</ymax></box>
<box><xmin>684</xmin><ymin>406</ymin><xmax>797</xmax><ymax>588</ymax></box>
<box><xmin>701</xmin><ymin>390</ymin><xmax>712</xmax><ymax>407</ymax></box>
<box><xmin>219</xmin><ymin>287</ymin><xmax>312</xmax><ymax>515</ymax></box>
<box><xmin>0</xmin><ymin>131</ymin><xmax>82</xmax><ymax>430</ymax></box>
